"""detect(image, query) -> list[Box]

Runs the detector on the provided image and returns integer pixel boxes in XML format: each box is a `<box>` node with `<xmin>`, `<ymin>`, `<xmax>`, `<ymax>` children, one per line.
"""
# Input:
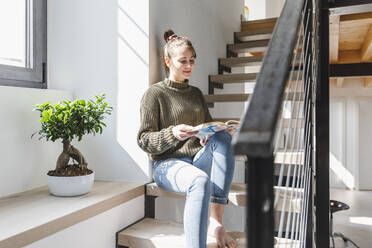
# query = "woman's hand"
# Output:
<box><xmin>225</xmin><ymin>127</ymin><xmax>235</xmax><ymax>137</ymax></box>
<box><xmin>172</xmin><ymin>124</ymin><xmax>198</xmax><ymax>141</ymax></box>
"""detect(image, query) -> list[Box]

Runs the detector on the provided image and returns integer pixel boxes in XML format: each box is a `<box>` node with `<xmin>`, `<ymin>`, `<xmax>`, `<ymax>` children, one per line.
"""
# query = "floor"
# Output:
<box><xmin>330</xmin><ymin>188</ymin><xmax>372</xmax><ymax>248</ymax></box>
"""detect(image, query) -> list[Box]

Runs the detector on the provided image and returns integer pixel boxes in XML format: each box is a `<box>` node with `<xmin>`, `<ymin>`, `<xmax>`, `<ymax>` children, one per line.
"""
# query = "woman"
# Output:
<box><xmin>137</xmin><ymin>30</ymin><xmax>237</xmax><ymax>248</ymax></box>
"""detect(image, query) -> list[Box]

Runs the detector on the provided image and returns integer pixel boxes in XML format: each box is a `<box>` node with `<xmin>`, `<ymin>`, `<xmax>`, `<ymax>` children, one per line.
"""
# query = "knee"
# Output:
<box><xmin>187</xmin><ymin>174</ymin><xmax>211</xmax><ymax>195</ymax></box>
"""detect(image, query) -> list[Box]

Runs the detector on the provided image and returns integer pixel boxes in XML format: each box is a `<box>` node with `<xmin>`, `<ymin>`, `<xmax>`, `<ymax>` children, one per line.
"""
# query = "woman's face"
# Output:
<box><xmin>166</xmin><ymin>47</ymin><xmax>195</xmax><ymax>82</ymax></box>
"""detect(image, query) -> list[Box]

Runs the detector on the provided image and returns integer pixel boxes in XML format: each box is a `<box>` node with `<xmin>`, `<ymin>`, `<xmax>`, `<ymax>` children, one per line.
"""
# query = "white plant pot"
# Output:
<box><xmin>47</xmin><ymin>172</ymin><xmax>95</xmax><ymax>196</ymax></box>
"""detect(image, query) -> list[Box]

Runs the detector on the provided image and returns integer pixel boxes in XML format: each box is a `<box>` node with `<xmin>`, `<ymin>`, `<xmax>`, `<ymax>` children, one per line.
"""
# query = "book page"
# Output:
<box><xmin>191</xmin><ymin>121</ymin><xmax>240</xmax><ymax>140</ymax></box>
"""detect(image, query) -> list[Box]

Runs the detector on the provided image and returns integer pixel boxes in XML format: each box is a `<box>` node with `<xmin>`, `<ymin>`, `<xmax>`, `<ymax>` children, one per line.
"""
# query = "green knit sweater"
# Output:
<box><xmin>137</xmin><ymin>78</ymin><xmax>213</xmax><ymax>161</ymax></box>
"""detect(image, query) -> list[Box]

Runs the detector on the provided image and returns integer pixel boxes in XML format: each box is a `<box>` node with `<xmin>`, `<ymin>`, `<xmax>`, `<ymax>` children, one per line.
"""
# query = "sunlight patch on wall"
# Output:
<box><xmin>117</xmin><ymin>0</ymin><xmax>150</xmax><ymax>176</ymax></box>
<box><xmin>330</xmin><ymin>152</ymin><xmax>355</xmax><ymax>190</ymax></box>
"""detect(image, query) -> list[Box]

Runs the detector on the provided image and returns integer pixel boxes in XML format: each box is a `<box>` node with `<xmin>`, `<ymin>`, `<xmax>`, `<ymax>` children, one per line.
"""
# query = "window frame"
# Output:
<box><xmin>0</xmin><ymin>0</ymin><xmax>47</xmax><ymax>89</ymax></box>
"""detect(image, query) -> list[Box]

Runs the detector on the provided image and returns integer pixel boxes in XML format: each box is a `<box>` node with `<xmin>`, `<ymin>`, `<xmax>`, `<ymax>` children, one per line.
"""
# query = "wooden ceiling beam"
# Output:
<box><xmin>361</xmin><ymin>24</ymin><xmax>372</xmax><ymax>62</ymax></box>
<box><xmin>329</xmin><ymin>16</ymin><xmax>340</xmax><ymax>63</ymax></box>
<box><xmin>330</xmin><ymin>63</ymin><xmax>372</xmax><ymax>77</ymax></box>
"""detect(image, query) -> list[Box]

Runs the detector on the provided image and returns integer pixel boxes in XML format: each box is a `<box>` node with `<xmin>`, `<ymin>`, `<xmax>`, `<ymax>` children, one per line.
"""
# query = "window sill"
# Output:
<box><xmin>0</xmin><ymin>180</ymin><xmax>144</xmax><ymax>248</ymax></box>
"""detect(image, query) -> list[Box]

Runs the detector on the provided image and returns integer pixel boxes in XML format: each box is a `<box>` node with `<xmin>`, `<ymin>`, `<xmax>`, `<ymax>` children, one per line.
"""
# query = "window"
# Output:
<box><xmin>0</xmin><ymin>0</ymin><xmax>47</xmax><ymax>88</ymax></box>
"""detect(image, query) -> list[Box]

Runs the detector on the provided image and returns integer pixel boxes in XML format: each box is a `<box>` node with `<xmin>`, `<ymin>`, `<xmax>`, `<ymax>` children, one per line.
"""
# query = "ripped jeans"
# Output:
<box><xmin>153</xmin><ymin>131</ymin><xmax>235</xmax><ymax>248</ymax></box>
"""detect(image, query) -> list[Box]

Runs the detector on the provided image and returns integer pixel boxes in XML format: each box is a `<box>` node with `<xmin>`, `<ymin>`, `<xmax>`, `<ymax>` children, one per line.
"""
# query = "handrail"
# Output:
<box><xmin>233</xmin><ymin>0</ymin><xmax>305</xmax><ymax>157</ymax></box>
<box><xmin>231</xmin><ymin>1</ymin><xmax>310</xmax><ymax>248</ymax></box>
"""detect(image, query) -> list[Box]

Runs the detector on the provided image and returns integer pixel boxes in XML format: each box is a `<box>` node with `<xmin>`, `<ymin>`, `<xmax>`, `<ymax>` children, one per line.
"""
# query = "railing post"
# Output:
<box><xmin>314</xmin><ymin>0</ymin><xmax>330</xmax><ymax>247</ymax></box>
<box><xmin>245</xmin><ymin>157</ymin><xmax>274</xmax><ymax>248</ymax></box>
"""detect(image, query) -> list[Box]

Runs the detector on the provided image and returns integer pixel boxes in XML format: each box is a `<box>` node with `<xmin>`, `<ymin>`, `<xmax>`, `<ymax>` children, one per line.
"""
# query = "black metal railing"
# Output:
<box><xmin>233</xmin><ymin>0</ymin><xmax>329</xmax><ymax>247</ymax></box>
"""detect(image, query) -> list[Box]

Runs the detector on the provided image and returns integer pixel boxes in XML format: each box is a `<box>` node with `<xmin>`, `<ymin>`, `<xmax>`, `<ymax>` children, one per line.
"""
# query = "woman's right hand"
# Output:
<box><xmin>172</xmin><ymin>124</ymin><xmax>198</xmax><ymax>141</ymax></box>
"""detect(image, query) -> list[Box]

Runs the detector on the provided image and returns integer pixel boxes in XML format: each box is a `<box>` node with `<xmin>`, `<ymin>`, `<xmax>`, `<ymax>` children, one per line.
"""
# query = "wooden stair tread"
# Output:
<box><xmin>210</xmin><ymin>71</ymin><xmax>303</xmax><ymax>84</ymax></box>
<box><xmin>118</xmin><ymin>218</ymin><xmax>246</xmax><ymax>247</ymax></box>
<box><xmin>235</xmin><ymin>28</ymin><xmax>274</xmax><ymax>42</ymax></box>
<box><xmin>241</xmin><ymin>17</ymin><xmax>278</xmax><ymax>32</ymax></box>
<box><xmin>228</xmin><ymin>41</ymin><xmax>302</xmax><ymax>55</ymax></box>
<box><xmin>213</xmin><ymin>117</ymin><xmax>241</xmax><ymax>122</ymax></box>
<box><xmin>118</xmin><ymin>218</ymin><xmax>300</xmax><ymax>248</ymax></box>
<box><xmin>146</xmin><ymin>182</ymin><xmax>303</xmax><ymax>211</ymax></box>
<box><xmin>219</xmin><ymin>55</ymin><xmax>264</xmax><ymax>67</ymax></box>
<box><xmin>241</xmin><ymin>17</ymin><xmax>278</xmax><ymax>25</ymax></box>
<box><xmin>210</xmin><ymin>73</ymin><xmax>258</xmax><ymax>83</ymax></box>
<box><xmin>204</xmin><ymin>94</ymin><xmax>250</xmax><ymax>103</ymax></box>
<box><xmin>275</xmin><ymin>151</ymin><xmax>305</xmax><ymax>165</ymax></box>
<box><xmin>228</xmin><ymin>40</ymin><xmax>270</xmax><ymax>53</ymax></box>
<box><xmin>219</xmin><ymin>55</ymin><xmax>301</xmax><ymax>69</ymax></box>
<box><xmin>204</xmin><ymin>92</ymin><xmax>303</xmax><ymax>103</ymax></box>
<box><xmin>234</xmin><ymin>152</ymin><xmax>304</xmax><ymax>165</ymax></box>
<box><xmin>214</xmin><ymin>118</ymin><xmax>304</xmax><ymax>128</ymax></box>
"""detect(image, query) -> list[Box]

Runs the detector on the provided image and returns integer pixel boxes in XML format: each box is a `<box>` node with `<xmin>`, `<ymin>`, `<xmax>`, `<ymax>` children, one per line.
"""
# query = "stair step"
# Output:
<box><xmin>228</xmin><ymin>39</ymin><xmax>270</xmax><ymax>54</ymax></box>
<box><xmin>146</xmin><ymin>182</ymin><xmax>303</xmax><ymax>211</ymax></box>
<box><xmin>213</xmin><ymin>117</ymin><xmax>241</xmax><ymax>122</ymax></box>
<box><xmin>118</xmin><ymin>218</ymin><xmax>300</xmax><ymax>248</ymax></box>
<box><xmin>210</xmin><ymin>71</ymin><xmax>303</xmax><ymax>85</ymax></box>
<box><xmin>118</xmin><ymin>218</ymin><xmax>246</xmax><ymax>248</ymax></box>
<box><xmin>235</xmin><ymin>151</ymin><xmax>304</xmax><ymax>166</ymax></box>
<box><xmin>241</xmin><ymin>17</ymin><xmax>277</xmax><ymax>31</ymax></box>
<box><xmin>228</xmin><ymin>41</ymin><xmax>302</xmax><ymax>56</ymax></box>
<box><xmin>210</xmin><ymin>73</ymin><xmax>258</xmax><ymax>84</ymax></box>
<box><xmin>214</xmin><ymin>118</ymin><xmax>304</xmax><ymax>128</ymax></box>
<box><xmin>204</xmin><ymin>92</ymin><xmax>303</xmax><ymax>103</ymax></box>
<box><xmin>219</xmin><ymin>55</ymin><xmax>302</xmax><ymax>71</ymax></box>
<box><xmin>204</xmin><ymin>93</ymin><xmax>250</xmax><ymax>103</ymax></box>
<box><xmin>275</xmin><ymin>152</ymin><xmax>304</xmax><ymax>165</ymax></box>
<box><xmin>219</xmin><ymin>55</ymin><xmax>263</xmax><ymax>68</ymax></box>
<box><xmin>235</xmin><ymin>27</ymin><xmax>274</xmax><ymax>42</ymax></box>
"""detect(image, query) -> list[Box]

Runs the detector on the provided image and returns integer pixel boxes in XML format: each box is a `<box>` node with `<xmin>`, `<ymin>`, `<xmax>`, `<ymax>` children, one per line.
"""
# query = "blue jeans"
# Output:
<box><xmin>153</xmin><ymin>131</ymin><xmax>235</xmax><ymax>248</ymax></box>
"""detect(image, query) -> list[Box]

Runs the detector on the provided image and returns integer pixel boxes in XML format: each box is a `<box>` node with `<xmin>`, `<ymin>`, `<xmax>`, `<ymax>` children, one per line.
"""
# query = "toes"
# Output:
<box><xmin>227</xmin><ymin>238</ymin><xmax>237</xmax><ymax>248</ymax></box>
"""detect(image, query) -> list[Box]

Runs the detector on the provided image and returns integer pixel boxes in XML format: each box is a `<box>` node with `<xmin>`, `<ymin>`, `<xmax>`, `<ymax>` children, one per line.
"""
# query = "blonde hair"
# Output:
<box><xmin>162</xmin><ymin>29</ymin><xmax>197</xmax><ymax>76</ymax></box>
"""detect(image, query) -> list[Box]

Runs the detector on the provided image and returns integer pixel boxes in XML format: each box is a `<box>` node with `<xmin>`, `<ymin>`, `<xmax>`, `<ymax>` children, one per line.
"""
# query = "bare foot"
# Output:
<box><xmin>208</xmin><ymin>222</ymin><xmax>237</xmax><ymax>248</ymax></box>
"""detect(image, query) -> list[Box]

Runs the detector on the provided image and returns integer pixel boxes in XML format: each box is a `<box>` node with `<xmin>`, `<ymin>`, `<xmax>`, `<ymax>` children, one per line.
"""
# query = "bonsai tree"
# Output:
<box><xmin>31</xmin><ymin>94</ymin><xmax>113</xmax><ymax>176</ymax></box>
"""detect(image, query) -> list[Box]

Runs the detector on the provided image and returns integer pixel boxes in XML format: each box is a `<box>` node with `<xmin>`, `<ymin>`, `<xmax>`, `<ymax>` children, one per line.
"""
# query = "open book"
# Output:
<box><xmin>190</xmin><ymin>120</ymin><xmax>240</xmax><ymax>140</ymax></box>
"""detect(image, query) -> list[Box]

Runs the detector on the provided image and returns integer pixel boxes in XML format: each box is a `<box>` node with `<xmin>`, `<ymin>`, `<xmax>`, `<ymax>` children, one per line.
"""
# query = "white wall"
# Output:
<box><xmin>265</xmin><ymin>0</ymin><xmax>286</xmax><ymax>19</ymax></box>
<box><xmin>244</xmin><ymin>0</ymin><xmax>285</xmax><ymax>20</ymax></box>
<box><xmin>330</xmin><ymin>78</ymin><xmax>372</xmax><ymax>190</ymax></box>
<box><xmin>0</xmin><ymin>86</ymin><xmax>72</xmax><ymax>197</ymax></box>
<box><xmin>48</xmin><ymin>0</ymin><xmax>150</xmax><ymax>183</ymax></box>
<box><xmin>244</xmin><ymin>0</ymin><xmax>266</xmax><ymax>20</ymax></box>
<box><xmin>25</xmin><ymin>196</ymin><xmax>144</xmax><ymax>248</ymax></box>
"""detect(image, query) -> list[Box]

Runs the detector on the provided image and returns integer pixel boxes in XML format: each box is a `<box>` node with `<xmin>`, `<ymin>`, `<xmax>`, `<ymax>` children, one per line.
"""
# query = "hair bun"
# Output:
<box><xmin>164</xmin><ymin>29</ymin><xmax>175</xmax><ymax>42</ymax></box>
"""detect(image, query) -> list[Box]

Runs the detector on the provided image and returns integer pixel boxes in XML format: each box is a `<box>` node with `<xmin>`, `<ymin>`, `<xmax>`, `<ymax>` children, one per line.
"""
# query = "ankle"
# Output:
<box><xmin>209</xmin><ymin>217</ymin><xmax>223</xmax><ymax>228</ymax></box>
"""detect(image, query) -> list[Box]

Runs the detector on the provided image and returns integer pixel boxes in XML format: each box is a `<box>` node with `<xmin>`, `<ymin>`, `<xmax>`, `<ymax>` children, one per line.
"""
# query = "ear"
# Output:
<box><xmin>164</xmin><ymin>56</ymin><xmax>171</xmax><ymax>68</ymax></box>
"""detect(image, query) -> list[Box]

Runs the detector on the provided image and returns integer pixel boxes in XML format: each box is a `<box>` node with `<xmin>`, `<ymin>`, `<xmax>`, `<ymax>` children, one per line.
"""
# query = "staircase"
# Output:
<box><xmin>116</xmin><ymin>16</ymin><xmax>306</xmax><ymax>248</ymax></box>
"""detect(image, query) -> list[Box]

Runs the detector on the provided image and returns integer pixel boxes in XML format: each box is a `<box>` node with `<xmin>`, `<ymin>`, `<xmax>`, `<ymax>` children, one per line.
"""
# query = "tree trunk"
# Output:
<box><xmin>56</xmin><ymin>139</ymin><xmax>88</xmax><ymax>170</ymax></box>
